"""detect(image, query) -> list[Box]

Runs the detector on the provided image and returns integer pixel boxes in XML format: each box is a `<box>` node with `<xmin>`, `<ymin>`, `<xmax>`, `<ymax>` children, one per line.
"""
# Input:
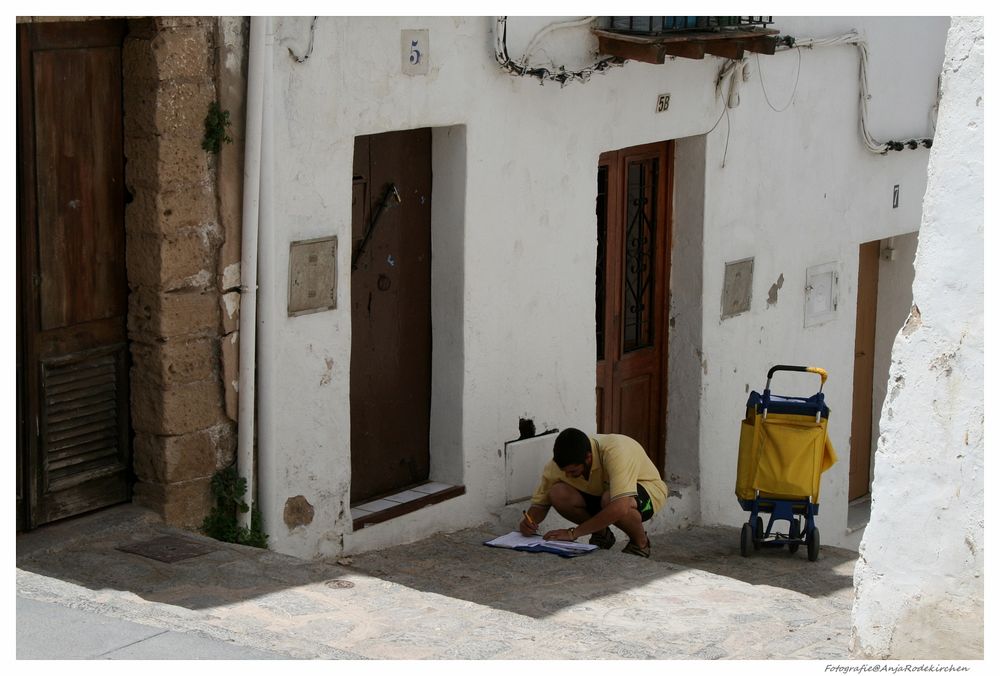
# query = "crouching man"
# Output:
<box><xmin>519</xmin><ymin>428</ymin><xmax>667</xmax><ymax>558</ymax></box>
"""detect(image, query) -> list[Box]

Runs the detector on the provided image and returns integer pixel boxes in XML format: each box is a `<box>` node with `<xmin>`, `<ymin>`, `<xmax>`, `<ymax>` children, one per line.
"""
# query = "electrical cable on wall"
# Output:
<box><xmin>493</xmin><ymin>19</ymin><xmax>933</xmax><ymax>153</ymax></box>
<box><xmin>494</xmin><ymin>16</ymin><xmax>624</xmax><ymax>86</ymax></box>
<box><xmin>756</xmin><ymin>49</ymin><xmax>801</xmax><ymax>113</ymax></box>
<box><xmin>519</xmin><ymin>15</ymin><xmax>597</xmax><ymax>65</ymax></box>
<box><xmin>752</xmin><ymin>31</ymin><xmax>935</xmax><ymax>154</ymax></box>
<box><xmin>287</xmin><ymin>16</ymin><xmax>317</xmax><ymax>63</ymax></box>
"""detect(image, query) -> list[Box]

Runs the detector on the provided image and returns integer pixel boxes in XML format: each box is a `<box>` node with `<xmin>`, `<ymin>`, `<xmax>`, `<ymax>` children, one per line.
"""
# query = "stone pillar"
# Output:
<box><xmin>123</xmin><ymin>17</ymin><xmax>237</xmax><ymax>528</ymax></box>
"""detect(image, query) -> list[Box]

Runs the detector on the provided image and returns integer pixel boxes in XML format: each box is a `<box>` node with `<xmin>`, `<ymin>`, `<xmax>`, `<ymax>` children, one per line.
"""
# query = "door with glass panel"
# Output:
<box><xmin>596</xmin><ymin>141</ymin><xmax>672</xmax><ymax>468</ymax></box>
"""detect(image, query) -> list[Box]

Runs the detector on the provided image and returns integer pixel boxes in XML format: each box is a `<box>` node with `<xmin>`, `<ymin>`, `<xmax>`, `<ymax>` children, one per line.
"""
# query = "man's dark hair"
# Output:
<box><xmin>553</xmin><ymin>428</ymin><xmax>591</xmax><ymax>468</ymax></box>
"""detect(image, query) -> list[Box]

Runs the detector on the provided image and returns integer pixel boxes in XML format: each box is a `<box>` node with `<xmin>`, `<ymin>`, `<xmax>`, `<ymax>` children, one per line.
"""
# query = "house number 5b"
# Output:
<box><xmin>402</xmin><ymin>30</ymin><xmax>429</xmax><ymax>75</ymax></box>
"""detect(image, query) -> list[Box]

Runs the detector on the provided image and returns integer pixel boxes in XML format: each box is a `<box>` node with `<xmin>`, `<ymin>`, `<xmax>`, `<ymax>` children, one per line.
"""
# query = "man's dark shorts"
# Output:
<box><xmin>582</xmin><ymin>484</ymin><xmax>655</xmax><ymax>522</ymax></box>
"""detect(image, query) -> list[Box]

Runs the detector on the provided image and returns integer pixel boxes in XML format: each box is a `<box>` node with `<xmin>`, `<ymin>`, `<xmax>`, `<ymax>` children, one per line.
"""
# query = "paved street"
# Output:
<box><xmin>16</xmin><ymin>504</ymin><xmax>858</xmax><ymax>660</ymax></box>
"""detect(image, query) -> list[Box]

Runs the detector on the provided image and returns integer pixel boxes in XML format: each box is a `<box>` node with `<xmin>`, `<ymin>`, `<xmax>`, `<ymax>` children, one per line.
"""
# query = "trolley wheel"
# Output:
<box><xmin>753</xmin><ymin>517</ymin><xmax>764</xmax><ymax>550</ymax></box>
<box><xmin>788</xmin><ymin>518</ymin><xmax>800</xmax><ymax>554</ymax></box>
<box><xmin>740</xmin><ymin>522</ymin><xmax>752</xmax><ymax>557</ymax></box>
<box><xmin>807</xmin><ymin>527</ymin><xmax>820</xmax><ymax>562</ymax></box>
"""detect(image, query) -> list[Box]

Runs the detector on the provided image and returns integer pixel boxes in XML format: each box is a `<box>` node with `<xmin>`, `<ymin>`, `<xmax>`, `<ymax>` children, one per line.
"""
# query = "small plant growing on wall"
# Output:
<box><xmin>201</xmin><ymin>465</ymin><xmax>268</xmax><ymax>548</ymax></box>
<box><xmin>201</xmin><ymin>101</ymin><xmax>233</xmax><ymax>154</ymax></box>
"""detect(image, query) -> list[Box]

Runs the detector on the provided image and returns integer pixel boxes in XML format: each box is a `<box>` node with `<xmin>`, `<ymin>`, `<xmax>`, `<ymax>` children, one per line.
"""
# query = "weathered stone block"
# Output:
<box><xmin>122</xmin><ymin>34</ymin><xmax>158</xmax><ymax>82</ymax></box>
<box><xmin>130</xmin><ymin>375</ymin><xmax>226</xmax><ymax>436</ymax></box>
<box><xmin>127</xmin><ymin>226</ymin><xmax>221</xmax><ymax>292</ymax></box>
<box><xmin>131</xmin><ymin>336</ymin><xmax>218</xmax><ymax>389</ymax></box>
<box><xmin>122</xmin><ymin>77</ymin><xmax>158</xmax><ymax>138</ymax></box>
<box><xmin>149</xmin><ymin>27</ymin><xmax>214</xmax><ymax>81</ymax></box>
<box><xmin>154</xmin><ymin>16</ymin><xmax>213</xmax><ymax>31</ymax></box>
<box><xmin>126</xmin><ymin>185</ymin><xmax>217</xmax><ymax>237</ymax></box>
<box><xmin>145</xmin><ymin>79</ymin><xmax>216</xmax><ymax>139</ymax></box>
<box><xmin>124</xmin><ymin>133</ymin><xmax>213</xmax><ymax>192</ymax></box>
<box><xmin>209</xmin><ymin>420</ymin><xmax>238</xmax><ymax>470</ymax></box>
<box><xmin>220</xmin><ymin>290</ymin><xmax>240</xmax><ymax>334</ymax></box>
<box><xmin>217</xmin><ymin>209</ymin><xmax>243</xmax><ymax>291</ymax></box>
<box><xmin>221</xmin><ymin>331</ymin><xmax>240</xmax><ymax>422</ymax></box>
<box><xmin>132</xmin><ymin>422</ymin><xmax>235</xmax><ymax>484</ymax></box>
<box><xmin>133</xmin><ymin>477</ymin><xmax>213</xmax><ymax>529</ymax></box>
<box><xmin>128</xmin><ymin>287</ymin><xmax>220</xmax><ymax>339</ymax></box>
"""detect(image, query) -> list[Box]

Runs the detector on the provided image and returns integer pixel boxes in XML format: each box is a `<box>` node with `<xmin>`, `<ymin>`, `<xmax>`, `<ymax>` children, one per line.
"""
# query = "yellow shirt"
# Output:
<box><xmin>530</xmin><ymin>434</ymin><xmax>668</xmax><ymax>513</ymax></box>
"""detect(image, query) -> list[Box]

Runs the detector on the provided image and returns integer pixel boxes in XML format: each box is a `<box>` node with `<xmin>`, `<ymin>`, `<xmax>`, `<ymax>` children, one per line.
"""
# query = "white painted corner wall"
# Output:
<box><xmin>850</xmin><ymin>15</ymin><xmax>983</xmax><ymax>659</ymax></box>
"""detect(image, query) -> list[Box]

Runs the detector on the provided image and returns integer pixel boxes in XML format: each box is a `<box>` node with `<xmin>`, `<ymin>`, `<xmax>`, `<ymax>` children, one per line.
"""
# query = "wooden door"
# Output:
<box><xmin>350</xmin><ymin>129</ymin><xmax>432</xmax><ymax>504</ymax></box>
<box><xmin>596</xmin><ymin>142</ymin><xmax>672</xmax><ymax>468</ymax></box>
<box><xmin>849</xmin><ymin>240</ymin><xmax>881</xmax><ymax>500</ymax></box>
<box><xmin>17</xmin><ymin>20</ymin><xmax>131</xmax><ymax>528</ymax></box>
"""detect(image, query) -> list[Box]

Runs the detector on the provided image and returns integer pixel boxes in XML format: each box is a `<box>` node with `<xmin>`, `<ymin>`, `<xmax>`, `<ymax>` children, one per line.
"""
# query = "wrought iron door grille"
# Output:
<box><xmin>623</xmin><ymin>159</ymin><xmax>657</xmax><ymax>353</ymax></box>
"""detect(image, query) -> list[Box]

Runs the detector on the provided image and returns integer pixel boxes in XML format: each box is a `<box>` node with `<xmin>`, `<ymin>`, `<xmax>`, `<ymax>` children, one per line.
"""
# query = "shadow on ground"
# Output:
<box><xmin>16</xmin><ymin>505</ymin><xmax>344</xmax><ymax>612</ymax></box>
<box><xmin>342</xmin><ymin>523</ymin><xmax>857</xmax><ymax>620</ymax></box>
<box><xmin>654</xmin><ymin>525</ymin><xmax>858</xmax><ymax>595</ymax></box>
<box><xmin>16</xmin><ymin>504</ymin><xmax>855</xmax><ymax>623</ymax></box>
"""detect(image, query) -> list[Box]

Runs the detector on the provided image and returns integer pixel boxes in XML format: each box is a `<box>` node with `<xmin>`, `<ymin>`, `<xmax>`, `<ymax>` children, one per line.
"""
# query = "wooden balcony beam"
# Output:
<box><xmin>743</xmin><ymin>36</ymin><xmax>777</xmax><ymax>55</ymax></box>
<box><xmin>704</xmin><ymin>40</ymin><xmax>745</xmax><ymax>60</ymax></box>
<box><xmin>662</xmin><ymin>41</ymin><xmax>707</xmax><ymax>60</ymax></box>
<box><xmin>595</xmin><ymin>34</ymin><xmax>669</xmax><ymax>64</ymax></box>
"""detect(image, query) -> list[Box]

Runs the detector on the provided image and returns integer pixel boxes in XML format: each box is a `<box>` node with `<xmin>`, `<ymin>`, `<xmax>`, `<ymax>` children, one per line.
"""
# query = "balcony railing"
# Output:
<box><xmin>600</xmin><ymin>16</ymin><xmax>774</xmax><ymax>35</ymax></box>
<box><xmin>593</xmin><ymin>16</ymin><xmax>779</xmax><ymax>62</ymax></box>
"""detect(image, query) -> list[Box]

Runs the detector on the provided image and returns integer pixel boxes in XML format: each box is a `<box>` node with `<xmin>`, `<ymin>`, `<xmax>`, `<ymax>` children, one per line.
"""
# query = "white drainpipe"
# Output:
<box><xmin>237</xmin><ymin>16</ymin><xmax>269</xmax><ymax>530</ymax></box>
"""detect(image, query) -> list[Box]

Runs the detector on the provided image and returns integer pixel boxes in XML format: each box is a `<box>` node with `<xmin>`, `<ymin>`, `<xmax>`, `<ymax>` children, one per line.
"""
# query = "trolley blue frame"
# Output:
<box><xmin>738</xmin><ymin>365</ymin><xmax>830</xmax><ymax>556</ymax></box>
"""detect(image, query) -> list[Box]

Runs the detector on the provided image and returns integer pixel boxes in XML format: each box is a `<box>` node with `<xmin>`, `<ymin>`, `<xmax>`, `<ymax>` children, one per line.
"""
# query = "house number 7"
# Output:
<box><xmin>409</xmin><ymin>40</ymin><xmax>421</xmax><ymax>65</ymax></box>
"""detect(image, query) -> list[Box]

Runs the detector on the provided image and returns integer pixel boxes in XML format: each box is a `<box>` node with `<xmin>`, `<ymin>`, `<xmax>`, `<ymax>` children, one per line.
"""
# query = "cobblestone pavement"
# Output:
<box><xmin>16</xmin><ymin>505</ymin><xmax>857</xmax><ymax>659</ymax></box>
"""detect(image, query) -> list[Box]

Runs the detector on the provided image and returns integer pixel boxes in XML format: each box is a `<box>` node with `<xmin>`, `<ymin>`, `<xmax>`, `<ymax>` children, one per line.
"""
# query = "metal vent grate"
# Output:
<box><xmin>116</xmin><ymin>535</ymin><xmax>216</xmax><ymax>563</ymax></box>
<box><xmin>41</xmin><ymin>346</ymin><xmax>126</xmax><ymax>491</ymax></box>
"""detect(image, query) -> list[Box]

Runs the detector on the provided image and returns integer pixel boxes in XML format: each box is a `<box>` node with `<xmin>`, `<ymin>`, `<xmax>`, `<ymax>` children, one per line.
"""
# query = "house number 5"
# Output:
<box><xmin>401</xmin><ymin>29</ymin><xmax>429</xmax><ymax>75</ymax></box>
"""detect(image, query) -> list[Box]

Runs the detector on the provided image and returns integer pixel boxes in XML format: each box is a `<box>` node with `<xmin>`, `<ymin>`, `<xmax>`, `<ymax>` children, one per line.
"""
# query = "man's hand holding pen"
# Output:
<box><xmin>520</xmin><ymin>510</ymin><xmax>539</xmax><ymax>536</ymax></box>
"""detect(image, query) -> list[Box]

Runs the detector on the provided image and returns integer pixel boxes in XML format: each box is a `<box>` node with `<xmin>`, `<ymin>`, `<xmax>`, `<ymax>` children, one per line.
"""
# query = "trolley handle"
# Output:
<box><xmin>762</xmin><ymin>365</ymin><xmax>828</xmax><ymax>422</ymax></box>
<box><xmin>765</xmin><ymin>365</ymin><xmax>828</xmax><ymax>391</ymax></box>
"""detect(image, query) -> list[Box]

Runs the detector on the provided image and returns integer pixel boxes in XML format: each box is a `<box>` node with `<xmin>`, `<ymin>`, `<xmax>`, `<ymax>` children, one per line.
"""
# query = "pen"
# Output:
<box><xmin>522</xmin><ymin>510</ymin><xmax>538</xmax><ymax>532</ymax></box>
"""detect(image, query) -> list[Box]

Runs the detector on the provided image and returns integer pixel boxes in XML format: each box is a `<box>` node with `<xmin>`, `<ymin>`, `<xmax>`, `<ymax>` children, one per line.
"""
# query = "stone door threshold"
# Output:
<box><xmin>847</xmin><ymin>495</ymin><xmax>871</xmax><ymax>533</ymax></box>
<box><xmin>351</xmin><ymin>482</ymin><xmax>465</xmax><ymax>530</ymax></box>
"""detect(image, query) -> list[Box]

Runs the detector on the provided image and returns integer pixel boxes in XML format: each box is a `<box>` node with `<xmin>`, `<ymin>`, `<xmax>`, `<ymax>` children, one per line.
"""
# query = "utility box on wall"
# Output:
<box><xmin>804</xmin><ymin>262</ymin><xmax>839</xmax><ymax>327</ymax></box>
<box><xmin>288</xmin><ymin>236</ymin><xmax>338</xmax><ymax>316</ymax></box>
<box><xmin>721</xmin><ymin>257</ymin><xmax>754</xmax><ymax>319</ymax></box>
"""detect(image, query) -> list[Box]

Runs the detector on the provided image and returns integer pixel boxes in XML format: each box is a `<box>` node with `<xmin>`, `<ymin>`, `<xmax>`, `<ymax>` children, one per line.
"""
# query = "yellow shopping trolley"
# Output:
<box><xmin>736</xmin><ymin>365</ymin><xmax>838</xmax><ymax>561</ymax></box>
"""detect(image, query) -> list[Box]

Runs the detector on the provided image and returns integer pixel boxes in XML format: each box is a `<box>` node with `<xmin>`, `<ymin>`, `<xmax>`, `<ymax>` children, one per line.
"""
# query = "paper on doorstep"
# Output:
<box><xmin>484</xmin><ymin>531</ymin><xmax>598</xmax><ymax>557</ymax></box>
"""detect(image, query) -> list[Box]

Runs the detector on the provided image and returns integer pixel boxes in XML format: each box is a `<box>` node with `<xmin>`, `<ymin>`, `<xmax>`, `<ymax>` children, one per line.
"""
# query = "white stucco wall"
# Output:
<box><xmin>250</xmin><ymin>16</ymin><xmax>950</xmax><ymax>559</ymax></box>
<box><xmin>851</xmin><ymin>16</ymin><xmax>983</xmax><ymax>659</ymax></box>
<box><xmin>694</xmin><ymin>17</ymin><xmax>949</xmax><ymax>547</ymax></box>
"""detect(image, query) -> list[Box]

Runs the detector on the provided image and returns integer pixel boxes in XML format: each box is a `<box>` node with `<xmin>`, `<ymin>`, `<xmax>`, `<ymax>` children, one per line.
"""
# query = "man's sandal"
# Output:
<box><xmin>588</xmin><ymin>528</ymin><xmax>616</xmax><ymax>549</ymax></box>
<box><xmin>622</xmin><ymin>538</ymin><xmax>651</xmax><ymax>558</ymax></box>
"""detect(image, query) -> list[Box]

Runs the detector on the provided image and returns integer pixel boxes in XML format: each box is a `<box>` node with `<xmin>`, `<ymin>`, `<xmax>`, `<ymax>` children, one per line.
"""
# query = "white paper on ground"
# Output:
<box><xmin>485</xmin><ymin>531</ymin><xmax>597</xmax><ymax>553</ymax></box>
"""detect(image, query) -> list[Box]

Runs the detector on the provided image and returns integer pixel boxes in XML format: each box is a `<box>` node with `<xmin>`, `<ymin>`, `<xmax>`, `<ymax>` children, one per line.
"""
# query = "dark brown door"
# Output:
<box><xmin>17</xmin><ymin>20</ymin><xmax>131</xmax><ymax>528</ymax></box>
<box><xmin>849</xmin><ymin>240</ymin><xmax>881</xmax><ymax>501</ymax></box>
<box><xmin>596</xmin><ymin>142</ymin><xmax>672</xmax><ymax>469</ymax></box>
<box><xmin>350</xmin><ymin>129</ymin><xmax>432</xmax><ymax>504</ymax></box>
